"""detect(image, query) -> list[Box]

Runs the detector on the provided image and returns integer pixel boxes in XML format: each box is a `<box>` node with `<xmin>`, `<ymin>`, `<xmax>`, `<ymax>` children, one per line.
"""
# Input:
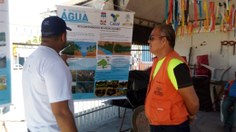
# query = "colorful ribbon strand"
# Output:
<box><xmin>198</xmin><ymin>0</ymin><xmax>203</xmax><ymax>18</ymax></box>
<box><xmin>181</xmin><ymin>0</ymin><xmax>185</xmax><ymax>36</ymax></box>
<box><xmin>209</xmin><ymin>2</ymin><xmax>215</xmax><ymax>32</ymax></box>
<box><xmin>203</xmin><ymin>0</ymin><xmax>209</xmax><ymax>30</ymax></box>
<box><xmin>168</xmin><ymin>0</ymin><xmax>174</xmax><ymax>24</ymax></box>
<box><xmin>229</xmin><ymin>4</ymin><xmax>235</xmax><ymax>30</ymax></box>
<box><xmin>193</xmin><ymin>0</ymin><xmax>198</xmax><ymax>27</ymax></box>
<box><xmin>165</xmin><ymin>0</ymin><xmax>169</xmax><ymax>23</ymax></box>
<box><xmin>173</xmin><ymin>0</ymin><xmax>179</xmax><ymax>30</ymax></box>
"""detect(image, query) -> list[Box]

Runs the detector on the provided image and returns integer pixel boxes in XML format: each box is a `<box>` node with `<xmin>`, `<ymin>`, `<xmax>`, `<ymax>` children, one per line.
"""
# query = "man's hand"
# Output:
<box><xmin>178</xmin><ymin>86</ymin><xmax>200</xmax><ymax>115</ymax></box>
<box><xmin>188</xmin><ymin>115</ymin><xmax>196</xmax><ymax>124</ymax></box>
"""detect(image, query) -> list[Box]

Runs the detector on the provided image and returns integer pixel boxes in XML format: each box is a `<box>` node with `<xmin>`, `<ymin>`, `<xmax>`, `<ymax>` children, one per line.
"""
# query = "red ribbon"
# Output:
<box><xmin>229</xmin><ymin>5</ymin><xmax>235</xmax><ymax>30</ymax></box>
<box><xmin>167</xmin><ymin>0</ymin><xmax>174</xmax><ymax>24</ymax></box>
<box><xmin>209</xmin><ymin>2</ymin><xmax>215</xmax><ymax>31</ymax></box>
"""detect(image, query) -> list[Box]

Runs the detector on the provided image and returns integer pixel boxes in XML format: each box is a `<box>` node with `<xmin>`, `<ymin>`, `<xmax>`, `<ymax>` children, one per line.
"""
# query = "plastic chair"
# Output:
<box><xmin>200</xmin><ymin>64</ymin><xmax>231</xmax><ymax>81</ymax></box>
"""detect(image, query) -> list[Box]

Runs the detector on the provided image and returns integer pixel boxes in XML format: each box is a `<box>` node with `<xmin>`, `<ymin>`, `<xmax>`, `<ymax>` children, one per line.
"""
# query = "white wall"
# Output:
<box><xmin>175</xmin><ymin>30</ymin><xmax>236</xmax><ymax>80</ymax></box>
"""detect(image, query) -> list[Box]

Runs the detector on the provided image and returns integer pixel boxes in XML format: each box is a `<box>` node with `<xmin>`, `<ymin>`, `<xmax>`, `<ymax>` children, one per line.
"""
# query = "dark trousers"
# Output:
<box><xmin>222</xmin><ymin>96</ymin><xmax>236</xmax><ymax>127</ymax></box>
<box><xmin>150</xmin><ymin>120</ymin><xmax>190</xmax><ymax>132</ymax></box>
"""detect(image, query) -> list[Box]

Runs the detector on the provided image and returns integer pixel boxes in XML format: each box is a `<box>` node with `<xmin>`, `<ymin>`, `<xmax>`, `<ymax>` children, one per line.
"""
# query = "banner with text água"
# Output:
<box><xmin>57</xmin><ymin>5</ymin><xmax>134</xmax><ymax>100</ymax></box>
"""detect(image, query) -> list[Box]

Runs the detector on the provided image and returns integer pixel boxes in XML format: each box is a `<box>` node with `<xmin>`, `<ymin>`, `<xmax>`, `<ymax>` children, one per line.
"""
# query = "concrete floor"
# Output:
<box><xmin>1</xmin><ymin>109</ymin><xmax>236</xmax><ymax>132</ymax></box>
<box><xmin>85</xmin><ymin>109</ymin><xmax>236</xmax><ymax>132</ymax></box>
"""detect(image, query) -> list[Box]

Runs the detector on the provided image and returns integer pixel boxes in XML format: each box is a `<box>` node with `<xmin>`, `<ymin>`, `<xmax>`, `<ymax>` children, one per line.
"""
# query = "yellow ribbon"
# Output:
<box><xmin>203</xmin><ymin>0</ymin><xmax>209</xmax><ymax>30</ymax></box>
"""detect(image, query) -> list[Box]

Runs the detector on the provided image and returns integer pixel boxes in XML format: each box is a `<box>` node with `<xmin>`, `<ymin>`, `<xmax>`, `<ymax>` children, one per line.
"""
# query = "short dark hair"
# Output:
<box><xmin>156</xmin><ymin>24</ymin><xmax>176</xmax><ymax>48</ymax></box>
<box><xmin>42</xmin><ymin>33</ymin><xmax>62</xmax><ymax>39</ymax></box>
<box><xmin>41</xmin><ymin>32</ymin><xmax>63</xmax><ymax>43</ymax></box>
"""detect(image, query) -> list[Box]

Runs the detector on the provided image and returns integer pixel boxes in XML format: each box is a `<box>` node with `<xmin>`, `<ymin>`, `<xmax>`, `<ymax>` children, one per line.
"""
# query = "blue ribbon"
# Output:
<box><xmin>165</xmin><ymin>0</ymin><xmax>169</xmax><ymax>21</ymax></box>
<box><xmin>173</xmin><ymin>0</ymin><xmax>178</xmax><ymax>30</ymax></box>
<box><xmin>198</xmin><ymin>0</ymin><xmax>203</xmax><ymax>18</ymax></box>
<box><xmin>175</xmin><ymin>0</ymin><xmax>178</xmax><ymax>20</ymax></box>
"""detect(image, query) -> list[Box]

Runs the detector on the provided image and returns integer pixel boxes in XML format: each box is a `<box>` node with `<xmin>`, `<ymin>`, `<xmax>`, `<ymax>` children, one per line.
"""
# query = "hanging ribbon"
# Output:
<box><xmin>190</xmin><ymin>22</ymin><xmax>194</xmax><ymax>35</ymax></box>
<box><xmin>165</xmin><ymin>0</ymin><xmax>169</xmax><ymax>23</ymax></box>
<box><xmin>224</xmin><ymin>2</ymin><xmax>230</xmax><ymax>31</ymax></box>
<box><xmin>177</xmin><ymin>0</ymin><xmax>182</xmax><ymax>33</ymax></box>
<box><xmin>187</xmin><ymin>22</ymin><xmax>193</xmax><ymax>35</ymax></box>
<box><xmin>193</xmin><ymin>0</ymin><xmax>198</xmax><ymax>27</ymax></box>
<box><xmin>174</xmin><ymin>0</ymin><xmax>179</xmax><ymax>30</ymax></box>
<box><xmin>198</xmin><ymin>0</ymin><xmax>203</xmax><ymax>18</ymax></box>
<box><xmin>209</xmin><ymin>2</ymin><xmax>215</xmax><ymax>32</ymax></box>
<box><xmin>173</xmin><ymin>0</ymin><xmax>175</xmax><ymax>23</ymax></box>
<box><xmin>198</xmin><ymin>21</ymin><xmax>202</xmax><ymax>33</ymax></box>
<box><xmin>218</xmin><ymin>3</ymin><xmax>224</xmax><ymax>32</ymax></box>
<box><xmin>181</xmin><ymin>0</ymin><xmax>185</xmax><ymax>36</ymax></box>
<box><xmin>178</xmin><ymin>0</ymin><xmax>182</xmax><ymax>23</ymax></box>
<box><xmin>229</xmin><ymin>4</ymin><xmax>234</xmax><ymax>30</ymax></box>
<box><xmin>232</xmin><ymin>8</ymin><xmax>236</xmax><ymax>37</ymax></box>
<box><xmin>226</xmin><ymin>0</ymin><xmax>229</xmax><ymax>11</ymax></box>
<box><xmin>234</xmin><ymin>8</ymin><xmax>236</xmax><ymax>28</ymax></box>
<box><xmin>216</xmin><ymin>2</ymin><xmax>220</xmax><ymax>19</ymax></box>
<box><xmin>184</xmin><ymin>0</ymin><xmax>190</xmax><ymax>24</ymax></box>
<box><xmin>234</xmin><ymin>28</ymin><xmax>236</xmax><ymax>37</ymax></box>
<box><xmin>186</xmin><ymin>23</ymin><xmax>190</xmax><ymax>35</ymax></box>
<box><xmin>168</xmin><ymin>0</ymin><xmax>174</xmax><ymax>24</ymax></box>
<box><xmin>203</xmin><ymin>0</ymin><xmax>209</xmax><ymax>30</ymax></box>
<box><xmin>220</xmin><ymin>2</ymin><xmax>226</xmax><ymax>32</ymax></box>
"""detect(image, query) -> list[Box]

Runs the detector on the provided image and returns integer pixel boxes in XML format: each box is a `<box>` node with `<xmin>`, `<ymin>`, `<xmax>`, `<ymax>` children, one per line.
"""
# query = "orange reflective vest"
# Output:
<box><xmin>145</xmin><ymin>51</ymin><xmax>189</xmax><ymax>125</ymax></box>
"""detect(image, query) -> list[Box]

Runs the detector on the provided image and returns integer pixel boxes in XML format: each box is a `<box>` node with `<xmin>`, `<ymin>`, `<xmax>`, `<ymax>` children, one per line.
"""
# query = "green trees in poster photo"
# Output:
<box><xmin>61</xmin><ymin>41</ymin><xmax>81</xmax><ymax>55</ymax></box>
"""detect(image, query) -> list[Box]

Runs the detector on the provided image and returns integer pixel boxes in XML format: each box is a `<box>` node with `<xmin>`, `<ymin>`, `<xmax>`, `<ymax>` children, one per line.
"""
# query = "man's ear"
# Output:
<box><xmin>61</xmin><ymin>32</ymin><xmax>66</xmax><ymax>43</ymax></box>
<box><xmin>162</xmin><ymin>37</ymin><xmax>169</xmax><ymax>46</ymax></box>
<box><xmin>161</xmin><ymin>37</ymin><xmax>167</xmax><ymax>43</ymax></box>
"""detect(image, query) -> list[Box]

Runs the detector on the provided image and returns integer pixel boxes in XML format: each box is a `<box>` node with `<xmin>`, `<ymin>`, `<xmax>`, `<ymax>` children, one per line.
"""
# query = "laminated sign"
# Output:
<box><xmin>0</xmin><ymin>0</ymin><xmax>11</xmax><ymax>107</ymax></box>
<box><xmin>57</xmin><ymin>5</ymin><xmax>134</xmax><ymax>100</ymax></box>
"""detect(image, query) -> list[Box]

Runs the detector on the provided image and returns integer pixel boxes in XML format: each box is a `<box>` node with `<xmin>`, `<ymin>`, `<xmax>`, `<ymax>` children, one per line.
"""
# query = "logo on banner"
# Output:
<box><xmin>61</xmin><ymin>9</ymin><xmax>89</xmax><ymax>23</ymax></box>
<box><xmin>100</xmin><ymin>12</ymin><xmax>107</xmax><ymax>25</ymax></box>
<box><xmin>122</xmin><ymin>14</ymin><xmax>133</xmax><ymax>26</ymax></box>
<box><xmin>110</xmin><ymin>13</ymin><xmax>120</xmax><ymax>26</ymax></box>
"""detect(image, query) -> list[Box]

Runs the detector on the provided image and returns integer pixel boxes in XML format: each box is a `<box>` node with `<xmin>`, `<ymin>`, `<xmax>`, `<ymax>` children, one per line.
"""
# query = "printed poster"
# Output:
<box><xmin>57</xmin><ymin>5</ymin><xmax>134</xmax><ymax>100</ymax></box>
<box><xmin>0</xmin><ymin>0</ymin><xmax>11</xmax><ymax>107</ymax></box>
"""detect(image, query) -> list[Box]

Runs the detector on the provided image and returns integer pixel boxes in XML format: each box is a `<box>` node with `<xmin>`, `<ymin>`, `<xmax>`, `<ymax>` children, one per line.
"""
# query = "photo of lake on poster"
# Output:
<box><xmin>98</xmin><ymin>41</ymin><xmax>131</xmax><ymax>55</ymax></box>
<box><xmin>62</xmin><ymin>41</ymin><xmax>96</xmax><ymax>58</ymax></box>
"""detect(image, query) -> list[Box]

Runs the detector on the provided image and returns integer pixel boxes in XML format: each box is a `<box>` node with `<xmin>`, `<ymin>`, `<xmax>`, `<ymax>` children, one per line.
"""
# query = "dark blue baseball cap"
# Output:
<box><xmin>41</xmin><ymin>16</ymin><xmax>71</xmax><ymax>37</ymax></box>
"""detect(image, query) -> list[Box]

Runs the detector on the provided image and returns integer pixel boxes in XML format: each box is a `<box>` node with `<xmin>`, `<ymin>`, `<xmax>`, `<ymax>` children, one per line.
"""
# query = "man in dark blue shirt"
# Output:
<box><xmin>222</xmin><ymin>72</ymin><xmax>236</xmax><ymax>132</ymax></box>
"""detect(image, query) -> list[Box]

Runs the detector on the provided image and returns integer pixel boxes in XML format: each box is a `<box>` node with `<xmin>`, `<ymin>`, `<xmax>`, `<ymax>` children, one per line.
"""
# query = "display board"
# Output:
<box><xmin>57</xmin><ymin>5</ymin><xmax>134</xmax><ymax>100</ymax></box>
<box><xmin>0</xmin><ymin>0</ymin><xmax>11</xmax><ymax>107</ymax></box>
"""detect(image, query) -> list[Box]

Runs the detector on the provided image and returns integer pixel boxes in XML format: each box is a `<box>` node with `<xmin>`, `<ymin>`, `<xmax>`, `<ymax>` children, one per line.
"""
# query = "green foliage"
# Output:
<box><xmin>87</xmin><ymin>45</ymin><xmax>96</xmax><ymax>52</ymax></box>
<box><xmin>61</xmin><ymin>41</ymin><xmax>81</xmax><ymax>55</ymax></box>
<box><xmin>100</xmin><ymin>43</ymin><xmax>113</xmax><ymax>52</ymax></box>
<box><xmin>114</xmin><ymin>44</ymin><xmax>130</xmax><ymax>53</ymax></box>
